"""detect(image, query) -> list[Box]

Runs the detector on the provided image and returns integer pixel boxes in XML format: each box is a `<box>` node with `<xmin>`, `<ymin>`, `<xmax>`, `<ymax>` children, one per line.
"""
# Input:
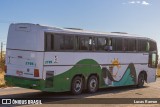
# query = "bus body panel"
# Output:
<box><xmin>6</xmin><ymin>50</ymin><xmax>44</xmax><ymax>79</ymax></box>
<box><xmin>42</xmin><ymin>52</ymin><xmax>156</xmax><ymax>92</ymax></box>
<box><xmin>5</xmin><ymin>23</ymin><xmax>157</xmax><ymax>93</ymax></box>
<box><xmin>5</xmin><ymin>23</ymin><xmax>45</xmax><ymax>82</ymax></box>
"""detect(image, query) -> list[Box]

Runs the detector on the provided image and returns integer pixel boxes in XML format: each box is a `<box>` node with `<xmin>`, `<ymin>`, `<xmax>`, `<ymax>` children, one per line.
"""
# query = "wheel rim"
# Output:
<box><xmin>141</xmin><ymin>77</ymin><xmax>144</xmax><ymax>83</ymax></box>
<box><xmin>74</xmin><ymin>80</ymin><xmax>82</xmax><ymax>93</ymax></box>
<box><xmin>89</xmin><ymin>78</ymin><xmax>97</xmax><ymax>91</ymax></box>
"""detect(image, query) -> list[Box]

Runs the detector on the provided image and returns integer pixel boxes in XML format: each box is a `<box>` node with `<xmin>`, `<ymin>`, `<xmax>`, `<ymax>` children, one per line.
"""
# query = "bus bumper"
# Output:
<box><xmin>5</xmin><ymin>75</ymin><xmax>44</xmax><ymax>90</ymax></box>
<box><xmin>4</xmin><ymin>75</ymin><xmax>70</xmax><ymax>92</ymax></box>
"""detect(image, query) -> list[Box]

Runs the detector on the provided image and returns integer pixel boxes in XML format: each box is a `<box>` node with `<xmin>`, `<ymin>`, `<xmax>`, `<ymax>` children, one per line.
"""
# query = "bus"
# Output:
<box><xmin>5</xmin><ymin>23</ymin><xmax>158</xmax><ymax>95</ymax></box>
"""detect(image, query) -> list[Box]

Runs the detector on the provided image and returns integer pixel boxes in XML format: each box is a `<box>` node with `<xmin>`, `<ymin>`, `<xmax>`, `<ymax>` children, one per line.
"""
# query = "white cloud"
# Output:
<box><xmin>129</xmin><ymin>1</ymin><xmax>136</xmax><ymax>4</ymax></box>
<box><xmin>124</xmin><ymin>1</ymin><xmax>150</xmax><ymax>6</ymax></box>
<box><xmin>136</xmin><ymin>1</ymin><xmax>140</xmax><ymax>4</ymax></box>
<box><xmin>141</xmin><ymin>1</ymin><xmax>150</xmax><ymax>5</ymax></box>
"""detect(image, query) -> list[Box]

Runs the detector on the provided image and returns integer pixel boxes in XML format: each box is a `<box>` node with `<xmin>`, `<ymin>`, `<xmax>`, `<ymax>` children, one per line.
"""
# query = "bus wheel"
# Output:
<box><xmin>137</xmin><ymin>73</ymin><xmax>145</xmax><ymax>88</ymax></box>
<box><xmin>87</xmin><ymin>75</ymin><xmax>98</xmax><ymax>93</ymax></box>
<box><xmin>71</xmin><ymin>76</ymin><xmax>83</xmax><ymax>95</ymax></box>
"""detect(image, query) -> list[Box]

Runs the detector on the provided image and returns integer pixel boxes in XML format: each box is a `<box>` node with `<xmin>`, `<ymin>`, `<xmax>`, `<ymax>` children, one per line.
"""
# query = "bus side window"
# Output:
<box><xmin>115</xmin><ymin>38</ymin><xmax>122</xmax><ymax>51</ymax></box>
<box><xmin>45</xmin><ymin>33</ymin><xmax>54</xmax><ymax>51</ymax></box>
<box><xmin>104</xmin><ymin>38</ymin><xmax>113</xmax><ymax>51</ymax></box>
<box><xmin>97</xmin><ymin>37</ymin><xmax>106</xmax><ymax>51</ymax></box>
<box><xmin>109</xmin><ymin>38</ymin><xmax>116</xmax><ymax>51</ymax></box>
<box><xmin>149</xmin><ymin>41</ymin><xmax>157</xmax><ymax>52</ymax></box>
<box><xmin>64</xmin><ymin>35</ymin><xmax>74</xmax><ymax>50</ymax></box>
<box><xmin>59</xmin><ymin>35</ymin><xmax>65</xmax><ymax>49</ymax></box>
<box><xmin>54</xmin><ymin>35</ymin><xmax>61</xmax><ymax>50</ymax></box>
<box><xmin>89</xmin><ymin>37</ymin><xmax>93</xmax><ymax>50</ymax></box>
<box><xmin>79</xmin><ymin>36</ymin><xmax>90</xmax><ymax>50</ymax></box>
<box><xmin>123</xmin><ymin>39</ymin><xmax>128</xmax><ymax>51</ymax></box>
<box><xmin>75</xmin><ymin>36</ymin><xmax>80</xmax><ymax>50</ymax></box>
<box><xmin>45</xmin><ymin>33</ymin><xmax>51</xmax><ymax>51</ymax></box>
<box><xmin>138</xmin><ymin>40</ymin><xmax>147</xmax><ymax>52</ymax></box>
<box><xmin>146</xmin><ymin>41</ymin><xmax>150</xmax><ymax>51</ymax></box>
<box><xmin>128</xmin><ymin>39</ymin><xmax>136</xmax><ymax>51</ymax></box>
<box><xmin>92</xmin><ymin>37</ymin><xmax>97</xmax><ymax>51</ymax></box>
<box><xmin>109</xmin><ymin>38</ymin><xmax>113</xmax><ymax>51</ymax></box>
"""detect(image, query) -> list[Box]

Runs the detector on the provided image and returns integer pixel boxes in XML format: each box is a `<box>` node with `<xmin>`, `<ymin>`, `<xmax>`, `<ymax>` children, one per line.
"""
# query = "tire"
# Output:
<box><xmin>71</xmin><ymin>76</ymin><xmax>83</xmax><ymax>95</ymax></box>
<box><xmin>137</xmin><ymin>73</ymin><xmax>145</xmax><ymax>88</ymax></box>
<box><xmin>87</xmin><ymin>75</ymin><xmax>98</xmax><ymax>93</ymax></box>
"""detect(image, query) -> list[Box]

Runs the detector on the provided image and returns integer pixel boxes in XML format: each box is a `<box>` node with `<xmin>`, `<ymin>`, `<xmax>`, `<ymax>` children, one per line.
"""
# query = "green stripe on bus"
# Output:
<box><xmin>5</xmin><ymin>59</ymin><xmax>137</xmax><ymax>92</ymax></box>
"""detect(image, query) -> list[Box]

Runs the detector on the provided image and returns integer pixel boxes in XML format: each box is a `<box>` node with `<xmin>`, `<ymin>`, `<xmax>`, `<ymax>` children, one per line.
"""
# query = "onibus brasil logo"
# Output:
<box><xmin>1</xmin><ymin>99</ymin><xmax>42</xmax><ymax>105</ymax></box>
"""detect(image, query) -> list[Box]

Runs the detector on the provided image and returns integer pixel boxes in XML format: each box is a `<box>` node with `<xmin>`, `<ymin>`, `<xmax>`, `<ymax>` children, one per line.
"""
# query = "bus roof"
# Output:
<box><xmin>11</xmin><ymin>23</ymin><xmax>156</xmax><ymax>42</ymax></box>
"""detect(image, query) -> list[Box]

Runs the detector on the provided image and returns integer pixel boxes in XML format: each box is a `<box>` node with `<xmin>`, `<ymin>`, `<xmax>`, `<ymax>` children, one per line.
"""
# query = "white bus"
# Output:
<box><xmin>5</xmin><ymin>23</ymin><xmax>158</xmax><ymax>95</ymax></box>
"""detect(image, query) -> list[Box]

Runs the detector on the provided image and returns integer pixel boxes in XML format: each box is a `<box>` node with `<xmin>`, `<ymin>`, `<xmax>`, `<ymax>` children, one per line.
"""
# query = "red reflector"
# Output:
<box><xmin>34</xmin><ymin>69</ymin><xmax>39</xmax><ymax>77</ymax></box>
<box><xmin>4</xmin><ymin>65</ymin><xmax>7</xmax><ymax>73</ymax></box>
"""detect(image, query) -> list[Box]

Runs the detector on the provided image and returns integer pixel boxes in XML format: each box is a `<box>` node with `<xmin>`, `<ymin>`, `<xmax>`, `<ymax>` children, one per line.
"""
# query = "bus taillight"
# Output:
<box><xmin>34</xmin><ymin>69</ymin><xmax>39</xmax><ymax>77</ymax></box>
<box><xmin>4</xmin><ymin>65</ymin><xmax>7</xmax><ymax>73</ymax></box>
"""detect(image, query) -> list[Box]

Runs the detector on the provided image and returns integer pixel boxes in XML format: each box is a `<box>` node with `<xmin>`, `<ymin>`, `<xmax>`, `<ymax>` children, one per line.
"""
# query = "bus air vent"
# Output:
<box><xmin>15</xmin><ymin>24</ymin><xmax>31</xmax><ymax>32</ymax></box>
<box><xmin>65</xmin><ymin>27</ymin><xmax>83</xmax><ymax>30</ymax></box>
<box><xmin>111</xmin><ymin>32</ymin><xmax>128</xmax><ymax>34</ymax></box>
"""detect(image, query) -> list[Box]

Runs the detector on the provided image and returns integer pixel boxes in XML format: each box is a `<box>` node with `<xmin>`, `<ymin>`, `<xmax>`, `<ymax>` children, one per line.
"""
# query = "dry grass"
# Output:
<box><xmin>0</xmin><ymin>70</ymin><xmax>6</xmax><ymax>87</ymax></box>
<box><xmin>157</xmin><ymin>68</ymin><xmax>160</xmax><ymax>77</ymax></box>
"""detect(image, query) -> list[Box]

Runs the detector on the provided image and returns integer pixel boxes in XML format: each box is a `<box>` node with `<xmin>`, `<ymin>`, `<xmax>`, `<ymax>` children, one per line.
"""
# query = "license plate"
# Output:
<box><xmin>16</xmin><ymin>71</ymin><xmax>23</xmax><ymax>76</ymax></box>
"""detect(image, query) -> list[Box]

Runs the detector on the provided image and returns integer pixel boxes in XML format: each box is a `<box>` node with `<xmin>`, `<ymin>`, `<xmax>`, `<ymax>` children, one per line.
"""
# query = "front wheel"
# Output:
<box><xmin>137</xmin><ymin>73</ymin><xmax>145</xmax><ymax>88</ymax></box>
<box><xmin>87</xmin><ymin>75</ymin><xmax>98</xmax><ymax>93</ymax></box>
<box><xmin>71</xmin><ymin>76</ymin><xmax>83</xmax><ymax>95</ymax></box>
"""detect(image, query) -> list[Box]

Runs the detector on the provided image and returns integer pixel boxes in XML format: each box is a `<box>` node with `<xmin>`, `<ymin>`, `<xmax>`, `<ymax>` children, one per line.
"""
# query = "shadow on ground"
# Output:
<box><xmin>0</xmin><ymin>85</ymin><xmax>149</xmax><ymax>104</ymax></box>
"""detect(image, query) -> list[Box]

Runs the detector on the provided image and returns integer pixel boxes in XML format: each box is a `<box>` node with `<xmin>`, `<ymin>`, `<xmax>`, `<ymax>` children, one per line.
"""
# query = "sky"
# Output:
<box><xmin>0</xmin><ymin>0</ymin><xmax>160</xmax><ymax>54</ymax></box>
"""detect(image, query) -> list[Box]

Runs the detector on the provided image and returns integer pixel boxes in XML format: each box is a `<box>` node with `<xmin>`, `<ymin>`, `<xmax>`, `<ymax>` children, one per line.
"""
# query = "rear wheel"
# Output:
<box><xmin>87</xmin><ymin>75</ymin><xmax>98</xmax><ymax>93</ymax></box>
<box><xmin>71</xmin><ymin>76</ymin><xmax>83</xmax><ymax>95</ymax></box>
<box><xmin>137</xmin><ymin>73</ymin><xmax>145</xmax><ymax>88</ymax></box>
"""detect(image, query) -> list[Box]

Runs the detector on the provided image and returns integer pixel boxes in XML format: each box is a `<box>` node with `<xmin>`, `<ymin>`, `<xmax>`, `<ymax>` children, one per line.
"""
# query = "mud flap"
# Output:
<box><xmin>45</xmin><ymin>71</ymin><xmax>54</xmax><ymax>88</ymax></box>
